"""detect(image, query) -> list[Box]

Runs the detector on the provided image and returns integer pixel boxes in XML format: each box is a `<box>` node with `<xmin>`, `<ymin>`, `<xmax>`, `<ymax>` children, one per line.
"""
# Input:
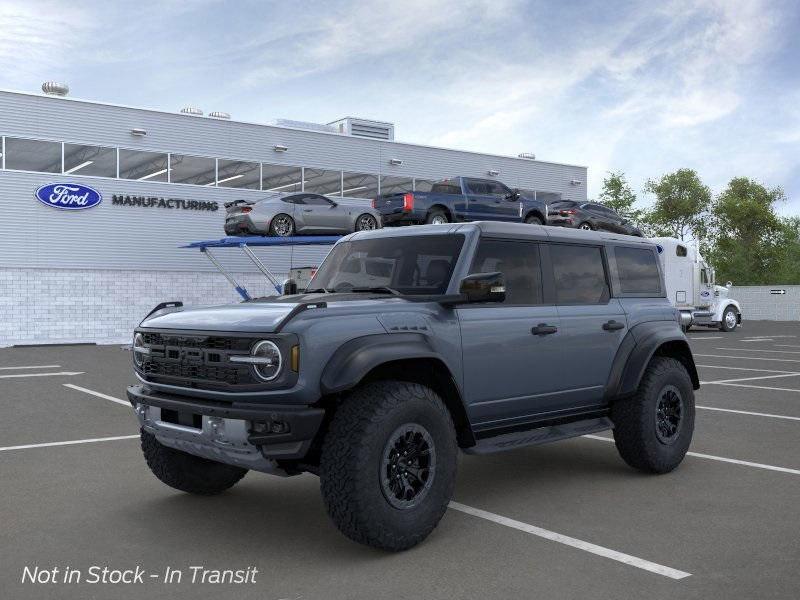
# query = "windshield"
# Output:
<box><xmin>308</xmin><ymin>234</ymin><xmax>465</xmax><ymax>295</ymax></box>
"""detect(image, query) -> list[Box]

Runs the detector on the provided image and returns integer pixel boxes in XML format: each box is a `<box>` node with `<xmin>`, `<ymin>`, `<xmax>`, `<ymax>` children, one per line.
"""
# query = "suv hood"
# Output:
<box><xmin>140</xmin><ymin>303</ymin><xmax>298</xmax><ymax>333</ymax></box>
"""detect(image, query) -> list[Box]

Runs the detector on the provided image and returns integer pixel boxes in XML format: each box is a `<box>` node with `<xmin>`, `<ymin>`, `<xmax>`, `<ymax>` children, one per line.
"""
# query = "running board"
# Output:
<box><xmin>464</xmin><ymin>417</ymin><xmax>613</xmax><ymax>455</ymax></box>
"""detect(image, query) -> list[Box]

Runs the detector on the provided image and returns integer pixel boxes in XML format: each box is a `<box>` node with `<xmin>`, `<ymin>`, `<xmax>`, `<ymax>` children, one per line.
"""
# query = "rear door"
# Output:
<box><xmin>457</xmin><ymin>238</ymin><xmax>566</xmax><ymax>429</ymax></box>
<box><xmin>547</xmin><ymin>242</ymin><xmax>627</xmax><ymax>407</ymax></box>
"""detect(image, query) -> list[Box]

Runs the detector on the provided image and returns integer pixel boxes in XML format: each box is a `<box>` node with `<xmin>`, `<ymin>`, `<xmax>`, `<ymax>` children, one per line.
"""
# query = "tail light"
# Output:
<box><xmin>560</xmin><ymin>209</ymin><xmax>577</xmax><ymax>216</ymax></box>
<box><xmin>371</xmin><ymin>198</ymin><xmax>377</xmax><ymax>209</ymax></box>
<box><xmin>402</xmin><ymin>193</ymin><xmax>414</xmax><ymax>211</ymax></box>
<box><xmin>241</xmin><ymin>207</ymin><xmax>252</xmax><ymax>214</ymax></box>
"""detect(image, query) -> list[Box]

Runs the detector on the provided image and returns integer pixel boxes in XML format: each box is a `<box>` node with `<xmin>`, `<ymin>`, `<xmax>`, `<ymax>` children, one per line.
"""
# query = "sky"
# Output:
<box><xmin>1</xmin><ymin>0</ymin><xmax>799</xmax><ymax>212</ymax></box>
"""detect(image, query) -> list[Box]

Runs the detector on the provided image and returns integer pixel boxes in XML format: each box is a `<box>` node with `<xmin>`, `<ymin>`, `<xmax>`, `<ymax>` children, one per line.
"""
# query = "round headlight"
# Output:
<box><xmin>251</xmin><ymin>340</ymin><xmax>282</xmax><ymax>381</ymax></box>
<box><xmin>133</xmin><ymin>333</ymin><xmax>146</xmax><ymax>368</ymax></box>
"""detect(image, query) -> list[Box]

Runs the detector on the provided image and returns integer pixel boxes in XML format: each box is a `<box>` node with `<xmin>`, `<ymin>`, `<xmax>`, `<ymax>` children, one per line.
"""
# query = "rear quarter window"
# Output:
<box><xmin>614</xmin><ymin>246</ymin><xmax>663</xmax><ymax>295</ymax></box>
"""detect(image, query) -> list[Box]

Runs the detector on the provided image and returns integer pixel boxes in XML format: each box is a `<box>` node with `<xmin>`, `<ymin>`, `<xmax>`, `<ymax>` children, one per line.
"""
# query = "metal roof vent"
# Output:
<box><xmin>42</xmin><ymin>82</ymin><xmax>69</xmax><ymax>96</ymax></box>
<box><xmin>518</xmin><ymin>152</ymin><xmax>536</xmax><ymax>160</ymax></box>
<box><xmin>180</xmin><ymin>106</ymin><xmax>203</xmax><ymax>116</ymax></box>
<box><xmin>269</xmin><ymin>119</ymin><xmax>337</xmax><ymax>134</ymax></box>
<box><xmin>208</xmin><ymin>111</ymin><xmax>231</xmax><ymax>119</ymax></box>
<box><xmin>328</xmin><ymin>117</ymin><xmax>395</xmax><ymax>141</ymax></box>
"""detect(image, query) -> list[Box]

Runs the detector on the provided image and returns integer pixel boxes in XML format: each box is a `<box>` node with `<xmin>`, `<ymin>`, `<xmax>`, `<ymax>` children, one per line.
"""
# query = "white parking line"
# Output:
<box><xmin>701</xmin><ymin>373</ymin><xmax>800</xmax><ymax>385</ymax></box>
<box><xmin>687</xmin><ymin>336</ymin><xmax>724</xmax><ymax>340</ymax></box>
<box><xmin>448</xmin><ymin>501</ymin><xmax>691</xmax><ymax>579</ymax></box>
<box><xmin>0</xmin><ymin>371</ymin><xmax>84</xmax><ymax>379</ymax></box>
<box><xmin>738</xmin><ymin>339</ymin><xmax>773</xmax><ymax>342</ymax></box>
<box><xmin>711</xmin><ymin>382</ymin><xmax>800</xmax><ymax>394</ymax></box>
<box><xmin>697</xmin><ymin>405</ymin><xmax>800</xmax><ymax>421</ymax></box>
<box><xmin>696</xmin><ymin>364</ymin><xmax>799</xmax><ymax>374</ymax></box>
<box><xmin>0</xmin><ymin>435</ymin><xmax>139</xmax><ymax>453</ymax></box>
<box><xmin>775</xmin><ymin>344</ymin><xmax>800</xmax><ymax>349</ymax></box>
<box><xmin>583</xmin><ymin>435</ymin><xmax>800</xmax><ymax>475</ymax></box>
<box><xmin>63</xmin><ymin>384</ymin><xmax>129</xmax><ymax>406</ymax></box>
<box><xmin>0</xmin><ymin>364</ymin><xmax>61</xmax><ymax>371</ymax></box>
<box><xmin>695</xmin><ymin>354</ymin><xmax>800</xmax><ymax>363</ymax></box>
<box><xmin>715</xmin><ymin>347</ymin><xmax>800</xmax><ymax>355</ymax></box>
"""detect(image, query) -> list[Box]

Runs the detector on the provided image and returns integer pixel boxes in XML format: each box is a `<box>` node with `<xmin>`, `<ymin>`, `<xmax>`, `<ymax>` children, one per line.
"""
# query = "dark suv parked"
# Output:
<box><xmin>548</xmin><ymin>200</ymin><xmax>643</xmax><ymax>236</ymax></box>
<box><xmin>128</xmin><ymin>222</ymin><xmax>698</xmax><ymax>551</ymax></box>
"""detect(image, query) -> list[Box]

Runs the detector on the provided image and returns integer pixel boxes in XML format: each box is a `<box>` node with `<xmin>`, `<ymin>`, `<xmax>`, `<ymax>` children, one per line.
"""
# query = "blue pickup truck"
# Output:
<box><xmin>372</xmin><ymin>177</ymin><xmax>549</xmax><ymax>226</ymax></box>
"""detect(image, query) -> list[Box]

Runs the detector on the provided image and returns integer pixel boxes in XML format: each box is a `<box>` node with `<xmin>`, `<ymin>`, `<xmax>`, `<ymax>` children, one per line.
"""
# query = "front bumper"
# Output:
<box><xmin>127</xmin><ymin>384</ymin><xmax>324</xmax><ymax>468</ymax></box>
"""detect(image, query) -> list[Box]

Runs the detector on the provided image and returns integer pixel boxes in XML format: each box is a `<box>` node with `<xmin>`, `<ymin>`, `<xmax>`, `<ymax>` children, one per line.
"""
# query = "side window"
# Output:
<box><xmin>485</xmin><ymin>181</ymin><xmax>510</xmax><ymax>197</ymax></box>
<box><xmin>283</xmin><ymin>195</ymin><xmax>304</xmax><ymax>204</ymax></box>
<box><xmin>430</xmin><ymin>180</ymin><xmax>462</xmax><ymax>195</ymax></box>
<box><xmin>304</xmin><ymin>195</ymin><xmax>333</xmax><ymax>206</ymax></box>
<box><xmin>550</xmin><ymin>244</ymin><xmax>610</xmax><ymax>305</ymax></box>
<box><xmin>614</xmin><ymin>247</ymin><xmax>662</xmax><ymax>295</ymax></box>
<box><xmin>676</xmin><ymin>245</ymin><xmax>688</xmax><ymax>257</ymax></box>
<box><xmin>470</xmin><ymin>240</ymin><xmax>543</xmax><ymax>304</ymax></box>
<box><xmin>466</xmin><ymin>180</ymin><xmax>490</xmax><ymax>195</ymax></box>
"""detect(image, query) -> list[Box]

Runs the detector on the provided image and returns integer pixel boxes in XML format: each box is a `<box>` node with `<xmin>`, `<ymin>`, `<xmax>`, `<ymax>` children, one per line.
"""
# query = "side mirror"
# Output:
<box><xmin>459</xmin><ymin>272</ymin><xmax>506</xmax><ymax>303</ymax></box>
<box><xmin>282</xmin><ymin>278</ymin><xmax>299</xmax><ymax>295</ymax></box>
<box><xmin>505</xmin><ymin>188</ymin><xmax>520</xmax><ymax>200</ymax></box>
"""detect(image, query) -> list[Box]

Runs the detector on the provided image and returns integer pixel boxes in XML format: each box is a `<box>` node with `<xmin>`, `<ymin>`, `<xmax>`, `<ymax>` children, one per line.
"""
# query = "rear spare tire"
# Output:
<box><xmin>611</xmin><ymin>357</ymin><xmax>694</xmax><ymax>474</ymax></box>
<box><xmin>320</xmin><ymin>380</ymin><xmax>458</xmax><ymax>551</ymax></box>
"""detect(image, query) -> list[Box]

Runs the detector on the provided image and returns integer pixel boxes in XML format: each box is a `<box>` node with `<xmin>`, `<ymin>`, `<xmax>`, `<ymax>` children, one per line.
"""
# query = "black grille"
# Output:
<box><xmin>138</xmin><ymin>332</ymin><xmax>258</xmax><ymax>388</ymax></box>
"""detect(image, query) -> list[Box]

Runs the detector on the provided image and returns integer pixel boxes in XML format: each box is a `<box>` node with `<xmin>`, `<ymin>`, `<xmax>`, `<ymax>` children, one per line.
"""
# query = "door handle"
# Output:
<box><xmin>532</xmin><ymin>323</ymin><xmax>558</xmax><ymax>336</ymax></box>
<box><xmin>603</xmin><ymin>320</ymin><xmax>625</xmax><ymax>331</ymax></box>
<box><xmin>303</xmin><ymin>209</ymin><xmax>313</xmax><ymax>213</ymax></box>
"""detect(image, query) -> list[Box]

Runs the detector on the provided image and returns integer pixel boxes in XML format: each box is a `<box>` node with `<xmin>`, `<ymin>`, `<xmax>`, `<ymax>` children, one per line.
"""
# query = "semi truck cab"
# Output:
<box><xmin>653</xmin><ymin>237</ymin><xmax>742</xmax><ymax>332</ymax></box>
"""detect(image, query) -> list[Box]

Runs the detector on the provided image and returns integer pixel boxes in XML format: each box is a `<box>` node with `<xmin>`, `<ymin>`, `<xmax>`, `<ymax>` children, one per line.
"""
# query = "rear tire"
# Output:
<box><xmin>579</xmin><ymin>222</ymin><xmax>593</xmax><ymax>231</ymax></box>
<box><xmin>355</xmin><ymin>213</ymin><xmax>379</xmax><ymax>231</ymax></box>
<box><xmin>269</xmin><ymin>213</ymin><xmax>295</xmax><ymax>237</ymax></box>
<box><xmin>611</xmin><ymin>357</ymin><xmax>694</xmax><ymax>474</ymax></box>
<box><xmin>426</xmin><ymin>210</ymin><xmax>449</xmax><ymax>225</ymax></box>
<box><xmin>140</xmin><ymin>430</ymin><xmax>247</xmax><ymax>495</ymax></box>
<box><xmin>720</xmin><ymin>306</ymin><xmax>738</xmax><ymax>332</ymax></box>
<box><xmin>319</xmin><ymin>381</ymin><xmax>458</xmax><ymax>551</ymax></box>
<box><xmin>525</xmin><ymin>214</ymin><xmax>543</xmax><ymax>225</ymax></box>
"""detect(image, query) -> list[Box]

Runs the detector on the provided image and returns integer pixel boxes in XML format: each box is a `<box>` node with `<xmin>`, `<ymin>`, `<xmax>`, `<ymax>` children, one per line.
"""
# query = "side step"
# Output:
<box><xmin>464</xmin><ymin>417</ymin><xmax>613</xmax><ymax>455</ymax></box>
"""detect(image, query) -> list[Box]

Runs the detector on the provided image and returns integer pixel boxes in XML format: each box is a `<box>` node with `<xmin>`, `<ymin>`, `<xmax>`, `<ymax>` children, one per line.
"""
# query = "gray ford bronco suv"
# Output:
<box><xmin>127</xmin><ymin>222</ymin><xmax>699</xmax><ymax>551</ymax></box>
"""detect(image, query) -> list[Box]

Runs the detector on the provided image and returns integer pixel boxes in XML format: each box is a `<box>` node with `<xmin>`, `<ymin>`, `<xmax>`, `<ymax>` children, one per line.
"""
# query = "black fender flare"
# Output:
<box><xmin>320</xmin><ymin>332</ymin><xmax>444</xmax><ymax>394</ymax></box>
<box><xmin>605</xmin><ymin>322</ymin><xmax>700</xmax><ymax>400</ymax></box>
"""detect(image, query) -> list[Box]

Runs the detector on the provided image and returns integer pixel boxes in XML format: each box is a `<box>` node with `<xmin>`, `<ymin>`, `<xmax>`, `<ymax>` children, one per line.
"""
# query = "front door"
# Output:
<box><xmin>457</xmin><ymin>238</ymin><xmax>567</xmax><ymax>430</ymax></box>
<box><xmin>548</xmin><ymin>243</ymin><xmax>627</xmax><ymax>407</ymax></box>
<box><xmin>299</xmin><ymin>195</ymin><xmax>349</xmax><ymax>232</ymax></box>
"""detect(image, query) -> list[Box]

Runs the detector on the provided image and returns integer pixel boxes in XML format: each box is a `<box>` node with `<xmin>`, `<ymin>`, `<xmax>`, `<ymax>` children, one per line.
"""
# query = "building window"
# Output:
<box><xmin>262</xmin><ymin>164</ymin><xmax>302</xmax><ymax>192</ymax></box>
<box><xmin>341</xmin><ymin>172</ymin><xmax>379</xmax><ymax>198</ymax></box>
<box><xmin>217</xmin><ymin>159</ymin><xmax>260</xmax><ymax>189</ymax></box>
<box><xmin>4</xmin><ymin>137</ymin><xmax>61</xmax><ymax>173</ymax></box>
<box><xmin>170</xmin><ymin>154</ymin><xmax>216</xmax><ymax>186</ymax></box>
<box><xmin>304</xmin><ymin>168</ymin><xmax>342</xmax><ymax>196</ymax></box>
<box><xmin>413</xmin><ymin>178</ymin><xmax>436</xmax><ymax>192</ymax></box>
<box><xmin>119</xmin><ymin>149</ymin><xmax>169</xmax><ymax>182</ymax></box>
<box><xmin>63</xmin><ymin>144</ymin><xmax>117</xmax><ymax>177</ymax></box>
<box><xmin>379</xmin><ymin>175</ymin><xmax>413</xmax><ymax>195</ymax></box>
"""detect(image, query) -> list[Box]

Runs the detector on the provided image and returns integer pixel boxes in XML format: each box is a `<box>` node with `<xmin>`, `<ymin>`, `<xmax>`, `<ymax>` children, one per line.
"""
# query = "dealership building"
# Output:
<box><xmin>0</xmin><ymin>84</ymin><xmax>588</xmax><ymax>346</ymax></box>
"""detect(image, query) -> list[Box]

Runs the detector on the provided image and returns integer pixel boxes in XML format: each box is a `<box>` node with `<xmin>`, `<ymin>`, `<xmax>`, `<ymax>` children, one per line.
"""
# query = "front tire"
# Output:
<box><xmin>611</xmin><ymin>357</ymin><xmax>694</xmax><ymax>474</ymax></box>
<box><xmin>269</xmin><ymin>213</ymin><xmax>295</xmax><ymax>237</ymax></box>
<box><xmin>140</xmin><ymin>430</ymin><xmax>247</xmax><ymax>495</ymax></box>
<box><xmin>320</xmin><ymin>381</ymin><xmax>458</xmax><ymax>551</ymax></box>
<box><xmin>720</xmin><ymin>306</ymin><xmax>738</xmax><ymax>332</ymax></box>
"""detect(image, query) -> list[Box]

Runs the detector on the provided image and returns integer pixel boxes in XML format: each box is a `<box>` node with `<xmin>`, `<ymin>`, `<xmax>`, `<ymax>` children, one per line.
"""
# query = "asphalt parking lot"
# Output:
<box><xmin>1</xmin><ymin>321</ymin><xmax>799</xmax><ymax>600</ymax></box>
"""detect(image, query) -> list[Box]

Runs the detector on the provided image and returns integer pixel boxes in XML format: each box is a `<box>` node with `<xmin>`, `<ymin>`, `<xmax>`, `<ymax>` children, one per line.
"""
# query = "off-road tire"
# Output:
<box><xmin>611</xmin><ymin>357</ymin><xmax>694</xmax><ymax>474</ymax></box>
<box><xmin>720</xmin><ymin>306</ymin><xmax>738</xmax><ymax>332</ymax></box>
<box><xmin>319</xmin><ymin>381</ymin><xmax>458</xmax><ymax>551</ymax></box>
<box><xmin>141</xmin><ymin>430</ymin><xmax>247</xmax><ymax>495</ymax></box>
<box><xmin>525</xmin><ymin>214</ymin><xmax>543</xmax><ymax>225</ymax></box>
<box><xmin>426</xmin><ymin>209</ymin><xmax>449</xmax><ymax>225</ymax></box>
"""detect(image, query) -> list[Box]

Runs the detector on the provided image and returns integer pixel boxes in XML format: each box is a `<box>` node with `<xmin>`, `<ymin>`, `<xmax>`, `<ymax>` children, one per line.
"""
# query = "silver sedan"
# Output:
<box><xmin>224</xmin><ymin>193</ymin><xmax>382</xmax><ymax>237</ymax></box>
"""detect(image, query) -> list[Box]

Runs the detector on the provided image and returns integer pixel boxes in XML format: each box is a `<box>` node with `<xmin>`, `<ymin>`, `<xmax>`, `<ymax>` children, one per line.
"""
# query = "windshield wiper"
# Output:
<box><xmin>350</xmin><ymin>286</ymin><xmax>402</xmax><ymax>296</ymax></box>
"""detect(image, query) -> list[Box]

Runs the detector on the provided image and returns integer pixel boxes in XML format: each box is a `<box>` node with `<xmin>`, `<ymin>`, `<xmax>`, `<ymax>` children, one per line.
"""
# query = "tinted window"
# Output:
<box><xmin>282</xmin><ymin>195</ymin><xmax>304</xmax><ymax>204</ymax></box>
<box><xmin>551</xmin><ymin>244</ymin><xmax>609</xmax><ymax>304</ymax></box>
<box><xmin>309</xmin><ymin>235</ymin><xmax>465</xmax><ymax>295</ymax></box>
<box><xmin>466</xmin><ymin>180</ymin><xmax>491</xmax><ymax>195</ymax></box>
<box><xmin>342</xmin><ymin>172</ymin><xmax>379</xmax><ymax>198</ymax></box>
<box><xmin>170</xmin><ymin>154</ymin><xmax>216</xmax><ymax>186</ymax></box>
<box><xmin>676</xmin><ymin>245</ymin><xmax>688</xmax><ymax>257</ymax></box>
<box><xmin>430</xmin><ymin>180</ymin><xmax>462</xmax><ymax>195</ymax></box>
<box><xmin>64</xmin><ymin>144</ymin><xmax>117</xmax><ymax>177</ymax></box>
<box><xmin>380</xmin><ymin>175</ymin><xmax>413</xmax><ymax>195</ymax></box>
<box><xmin>615</xmin><ymin>247</ymin><xmax>662</xmax><ymax>295</ymax></box>
<box><xmin>470</xmin><ymin>240</ymin><xmax>543</xmax><ymax>304</ymax></box>
<box><xmin>485</xmin><ymin>181</ymin><xmax>511</xmax><ymax>197</ymax></box>
<box><xmin>414</xmin><ymin>178</ymin><xmax>436</xmax><ymax>192</ymax></box>
<box><xmin>304</xmin><ymin>168</ymin><xmax>342</xmax><ymax>196</ymax></box>
<box><xmin>5</xmin><ymin>138</ymin><xmax>61</xmax><ymax>173</ymax></box>
<box><xmin>304</xmin><ymin>195</ymin><xmax>333</xmax><ymax>206</ymax></box>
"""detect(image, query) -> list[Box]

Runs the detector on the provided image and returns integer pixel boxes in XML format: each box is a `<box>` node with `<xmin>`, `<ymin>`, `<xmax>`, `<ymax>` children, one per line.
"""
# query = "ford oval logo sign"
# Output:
<box><xmin>35</xmin><ymin>183</ymin><xmax>102</xmax><ymax>210</ymax></box>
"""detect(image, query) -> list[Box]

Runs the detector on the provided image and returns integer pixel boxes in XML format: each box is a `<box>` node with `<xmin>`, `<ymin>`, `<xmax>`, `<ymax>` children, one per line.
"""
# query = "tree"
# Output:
<box><xmin>598</xmin><ymin>171</ymin><xmax>640</xmax><ymax>220</ymax></box>
<box><xmin>642</xmin><ymin>169</ymin><xmax>711</xmax><ymax>241</ymax></box>
<box><xmin>708</xmin><ymin>177</ymin><xmax>786</xmax><ymax>285</ymax></box>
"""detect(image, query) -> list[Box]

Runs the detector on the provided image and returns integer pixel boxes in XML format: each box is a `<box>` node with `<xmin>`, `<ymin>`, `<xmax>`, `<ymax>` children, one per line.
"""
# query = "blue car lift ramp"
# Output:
<box><xmin>182</xmin><ymin>236</ymin><xmax>341</xmax><ymax>301</ymax></box>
